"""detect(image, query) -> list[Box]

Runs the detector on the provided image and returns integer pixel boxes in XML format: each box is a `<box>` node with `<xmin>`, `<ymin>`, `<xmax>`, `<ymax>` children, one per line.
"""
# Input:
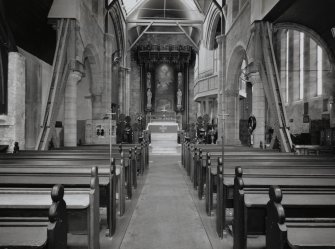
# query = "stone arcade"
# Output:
<box><xmin>0</xmin><ymin>1</ymin><xmax>335</xmax><ymax>249</ymax></box>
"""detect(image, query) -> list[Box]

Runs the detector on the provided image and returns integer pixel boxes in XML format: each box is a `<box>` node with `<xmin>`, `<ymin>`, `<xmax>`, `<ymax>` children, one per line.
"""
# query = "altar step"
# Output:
<box><xmin>150</xmin><ymin>133</ymin><xmax>180</xmax><ymax>155</ymax></box>
<box><xmin>151</xmin><ymin>147</ymin><xmax>180</xmax><ymax>155</ymax></box>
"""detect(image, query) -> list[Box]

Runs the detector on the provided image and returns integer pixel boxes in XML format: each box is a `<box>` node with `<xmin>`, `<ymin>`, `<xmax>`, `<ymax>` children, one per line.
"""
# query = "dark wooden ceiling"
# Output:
<box><xmin>2</xmin><ymin>0</ymin><xmax>56</xmax><ymax>64</ymax></box>
<box><xmin>265</xmin><ymin>0</ymin><xmax>335</xmax><ymax>63</ymax></box>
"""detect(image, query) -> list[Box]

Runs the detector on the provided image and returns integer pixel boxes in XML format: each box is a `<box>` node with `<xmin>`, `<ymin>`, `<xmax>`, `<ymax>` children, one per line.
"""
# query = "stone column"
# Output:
<box><xmin>185</xmin><ymin>63</ymin><xmax>190</xmax><ymax>126</ymax></box>
<box><xmin>201</xmin><ymin>100</ymin><xmax>206</xmax><ymax>115</ymax></box>
<box><xmin>205</xmin><ymin>98</ymin><xmax>210</xmax><ymax>114</ymax></box>
<box><xmin>249</xmin><ymin>72</ymin><xmax>265</xmax><ymax>148</ymax></box>
<box><xmin>124</xmin><ymin>67</ymin><xmax>130</xmax><ymax>115</ymax></box>
<box><xmin>216</xmin><ymin>34</ymin><xmax>226</xmax><ymax>143</ymax></box>
<box><xmin>224</xmin><ymin>89</ymin><xmax>240</xmax><ymax>145</ymax></box>
<box><xmin>197</xmin><ymin>102</ymin><xmax>201</xmax><ymax>117</ymax></box>
<box><xmin>103</xmin><ymin>33</ymin><xmax>113</xmax><ymax>113</ymax></box>
<box><xmin>118</xmin><ymin>68</ymin><xmax>124</xmax><ymax>113</ymax></box>
<box><xmin>92</xmin><ymin>94</ymin><xmax>102</xmax><ymax>119</ymax></box>
<box><xmin>64</xmin><ymin>71</ymin><xmax>82</xmax><ymax>147</ymax></box>
<box><xmin>330</xmin><ymin>97</ymin><xmax>335</xmax><ymax>128</ymax></box>
<box><xmin>140</xmin><ymin>65</ymin><xmax>143</xmax><ymax>112</ymax></box>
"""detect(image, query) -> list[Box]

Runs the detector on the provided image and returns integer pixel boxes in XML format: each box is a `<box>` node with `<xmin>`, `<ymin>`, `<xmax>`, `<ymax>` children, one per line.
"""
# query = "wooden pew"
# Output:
<box><xmin>293</xmin><ymin>144</ymin><xmax>335</xmax><ymax>155</ymax></box>
<box><xmin>183</xmin><ymin>142</ymin><xmax>335</xmax><ymax>242</ymax></box>
<box><xmin>182</xmin><ymin>143</ymin><xmax>335</xmax><ymax>192</ymax></box>
<box><xmin>1</xmin><ymin>142</ymin><xmax>148</xmax><ymax>184</ymax></box>
<box><xmin>200</xmin><ymin>151</ymin><xmax>335</xmax><ymax>217</ymax></box>
<box><xmin>0</xmin><ymin>185</ymin><xmax>67</xmax><ymax>249</ymax></box>
<box><xmin>216</xmin><ymin>165</ymin><xmax>335</xmax><ymax>237</ymax></box>
<box><xmin>2</xmin><ymin>148</ymin><xmax>140</xmax><ymax>199</ymax></box>
<box><xmin>0</xmin><ymin>142</ymin><xmax>149</xmax><ymax>236</ymax></box>
<box><xmin>0</xmin><ymin>167</ymin><xmax>102</xmax><ymax>244</ymax></box>
<box><xmin>0</xmin><ymin>157</ymin><xmax>137</xmax><ymax>236</ymax></box>
<box><xmin>183</xmin><ymin>142</ymin><xmax>335</xmax><ymax>216</ymax></box>
<box><xmin>232</xmin><ymin>171</ymin><xmax>335</xmax><ymax>249</ymax></box>
<box><xmin>266</xmin><ymin>186</ymin><xmax>335</xmax><ymax>249</ymax></box>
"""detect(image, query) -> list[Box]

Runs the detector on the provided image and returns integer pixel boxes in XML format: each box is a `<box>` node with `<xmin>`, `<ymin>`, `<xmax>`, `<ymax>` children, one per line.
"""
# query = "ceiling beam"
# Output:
<box><xmin>127</xmin><ymin>19</ymin><xmax>203</xmax><ymax>24</ymax></box>
<box><xmin>127</xmin><ymin>21</ymin><xmax>154</xmax><ymax>52</ymax></box>
<box><xmin>144</xmin><ymin>31</ymin><xmax>184</xmax><ymax>34</ymax></box>
<box><xmin>129</xmin><ymin>23</ymin><xmax>201</xmax><ymax>27</ymax></box>
<box><xmin>176</xmin><ymin>22</ymin><xmax>199</xmax><ymax>52</ymax></box>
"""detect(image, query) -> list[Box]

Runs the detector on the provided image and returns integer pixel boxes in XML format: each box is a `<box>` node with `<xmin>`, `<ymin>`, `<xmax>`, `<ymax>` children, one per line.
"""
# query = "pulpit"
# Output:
<box><xmin>85</xmin><ymin>119</ymin><xmax>116</xmax><ymax>144</ymax></box>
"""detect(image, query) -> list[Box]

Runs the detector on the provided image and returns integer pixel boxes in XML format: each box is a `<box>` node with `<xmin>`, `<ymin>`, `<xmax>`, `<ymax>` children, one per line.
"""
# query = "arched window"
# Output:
<box><xmin>239</xmin><ymin>59</ymin><xmax>247</xmax><ymax>97</ymax></box>
<box><xmin>280</xmin><ymin>29</ymin><xmax>331</xmax><ymax>103</ymax></box>
<box><xmin>317</xmin><ymin>45</ymin><xmax>323</xmax><ymax>96</ymax></box>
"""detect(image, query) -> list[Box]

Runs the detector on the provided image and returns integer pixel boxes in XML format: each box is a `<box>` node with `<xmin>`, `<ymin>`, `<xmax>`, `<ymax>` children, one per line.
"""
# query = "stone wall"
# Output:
<box><xmin>48</xmin><ymin>0</ymin><xmax>119</xmax><ymax>146</ymax></box>
<box><xmin>19</xmin><ymin>48</ymin><xmax>52</xmax><ymax>150</ymax></box>
<box><xmin>0</xmin><ymin>52</ymin><xmax>26</xmax><ymax>151</ymax></box>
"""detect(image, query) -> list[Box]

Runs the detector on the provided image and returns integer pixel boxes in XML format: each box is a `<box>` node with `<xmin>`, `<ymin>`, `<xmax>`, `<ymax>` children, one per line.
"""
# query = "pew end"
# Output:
<box><xmin>266</xmin><ymin>186</ymin><xmax>335</xmax><ymax>249</ymax></box>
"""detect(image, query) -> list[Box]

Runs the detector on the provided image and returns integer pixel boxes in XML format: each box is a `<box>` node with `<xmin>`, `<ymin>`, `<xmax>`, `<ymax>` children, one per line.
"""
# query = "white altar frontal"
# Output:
<box><xmin>147</xmin><ymin>121</ymin><xmax>179</xmax><ymax>133</ymax></box>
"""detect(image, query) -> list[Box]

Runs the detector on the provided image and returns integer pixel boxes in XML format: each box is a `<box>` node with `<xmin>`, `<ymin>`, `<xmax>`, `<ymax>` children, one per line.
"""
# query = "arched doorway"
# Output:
<box><xmin>238</xmin><ymin>59</ymin><xmax>253</xmax><ymax>145</ymax></box>
<box><xmin>225</xmin><ymin>45</ymin><xmax>249</xmax><ymax>145</ymax></box>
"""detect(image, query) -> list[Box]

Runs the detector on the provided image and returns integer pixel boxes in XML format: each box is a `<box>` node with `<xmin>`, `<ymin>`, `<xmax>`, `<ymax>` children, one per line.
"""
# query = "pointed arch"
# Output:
<box><xmin>204</xmin><ymin>4</ymin><xmax>224</xmax><ymax>50</ymax></box>
<box><xmin>274</xmin><ymin>22</ymin><xmax>335</xmax><ymax>71</ymax></box>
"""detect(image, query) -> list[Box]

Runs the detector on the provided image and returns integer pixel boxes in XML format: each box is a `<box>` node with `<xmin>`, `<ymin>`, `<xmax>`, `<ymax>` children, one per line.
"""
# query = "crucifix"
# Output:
<box><xmin>161</xmin><ymin>105</ymin><xmax>168</xmax><ymax>120</ymax></box>
<box><xmin>159</xmin><ymin>125</ymin><xmax>167</xmax><ymax>133</ymax></box>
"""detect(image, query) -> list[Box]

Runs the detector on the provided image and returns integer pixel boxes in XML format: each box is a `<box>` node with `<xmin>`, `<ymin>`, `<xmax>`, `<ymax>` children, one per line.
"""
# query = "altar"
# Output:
<box><xmin>147</xmin><ymin>121</ymin><xmax>179</xmax><ymax>133</ymax></box>
<box><xmin>135</xmin><ymin>44</ymin><xmax>193</xmax><ymax>130</ymax></box>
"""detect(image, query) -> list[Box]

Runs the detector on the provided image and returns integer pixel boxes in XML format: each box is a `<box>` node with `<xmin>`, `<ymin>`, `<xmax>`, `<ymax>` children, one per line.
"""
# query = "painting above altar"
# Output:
<box><xmin>156</xmin><ymin>98</ymin><xmax>172</xmax><ymax>112</ymax></box>
<box><xmin>155</xmin><ymin>64</ymin><xmax>175</xmax><ymax>112</ymax></box>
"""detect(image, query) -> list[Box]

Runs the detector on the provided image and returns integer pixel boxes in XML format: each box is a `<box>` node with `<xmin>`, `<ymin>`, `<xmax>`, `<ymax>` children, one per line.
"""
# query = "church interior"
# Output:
<box><xmin>0</xmin><ymin>0</ymin><xmax>335</xmax><ymax>248</ymax></box>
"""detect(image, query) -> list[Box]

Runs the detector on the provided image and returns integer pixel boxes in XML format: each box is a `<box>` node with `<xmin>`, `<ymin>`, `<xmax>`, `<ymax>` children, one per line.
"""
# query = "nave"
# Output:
<box><xmin>1</xmin><ymin>134</ymin><xmax>335</xmax><ymax>249</ymax></box>
<box><xmin>119</xmin><ymin>154</ymin><xmax>213</xmax><ymax>249</ymax></box>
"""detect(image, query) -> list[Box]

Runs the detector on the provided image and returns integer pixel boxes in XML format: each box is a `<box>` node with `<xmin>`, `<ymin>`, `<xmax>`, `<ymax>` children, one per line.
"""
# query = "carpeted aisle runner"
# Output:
<box><xmin>119</xmin><ymin>155</ymin><xmax>213</xmax><ymax>249</ymax></box>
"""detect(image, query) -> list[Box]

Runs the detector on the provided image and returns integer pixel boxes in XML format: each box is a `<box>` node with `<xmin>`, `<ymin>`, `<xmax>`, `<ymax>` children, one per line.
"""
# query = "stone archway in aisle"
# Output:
<box><xmin>225</xmin><ymin>45</ymin><xmax>250</xmax><ymax>145</ymax></box>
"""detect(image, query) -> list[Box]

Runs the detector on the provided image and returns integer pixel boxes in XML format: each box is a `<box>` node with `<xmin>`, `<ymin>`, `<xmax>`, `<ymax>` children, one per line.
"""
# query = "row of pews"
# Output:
<box><xmin>0</xmin><ymin>142</ymin><xmax>149</xmax><ymax>249</ymax></box>
<box><xmin>181</xmin><ymin>138</ymin><xmax>335</xmax><ymax>249</ymax></box>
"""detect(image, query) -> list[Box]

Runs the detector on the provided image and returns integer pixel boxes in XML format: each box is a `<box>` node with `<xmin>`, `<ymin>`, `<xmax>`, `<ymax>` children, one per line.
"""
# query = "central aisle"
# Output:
<box><xmin>119</xmin><ymin>155</ymin><xmax>213</xmax><ymax>249</ymax></box>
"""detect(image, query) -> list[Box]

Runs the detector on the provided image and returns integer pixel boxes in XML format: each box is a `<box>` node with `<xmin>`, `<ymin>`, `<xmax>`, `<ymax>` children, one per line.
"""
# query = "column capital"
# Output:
<box><xmin>69</xmin><ymin>59</ymin><xmax>85</xmax><ymax>75</ymax></box>
<box><xmin>247</xmin><ymin>71</ymin><xmax>261</xmax><ymax>85</ymax></box>
<box><xmin>216</xmin><ymin>34</ymin><xmax>226</xmax><ymax>44</ymax></box>
<box><xmin>68</xmin><ymin>70</ymin><xmax>83</xmax><ymax>84</ymax></box>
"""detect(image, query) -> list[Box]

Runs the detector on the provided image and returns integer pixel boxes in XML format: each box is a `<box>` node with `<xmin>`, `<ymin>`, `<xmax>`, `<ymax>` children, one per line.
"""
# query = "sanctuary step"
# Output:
<box><xmin>150</xmin><ymin>133</ymin><xmax>180</xmax><ymax>155</ymax></box>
